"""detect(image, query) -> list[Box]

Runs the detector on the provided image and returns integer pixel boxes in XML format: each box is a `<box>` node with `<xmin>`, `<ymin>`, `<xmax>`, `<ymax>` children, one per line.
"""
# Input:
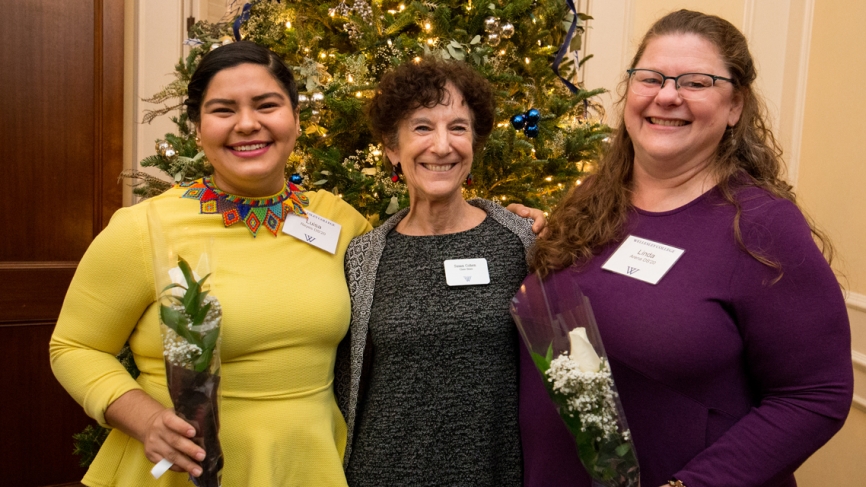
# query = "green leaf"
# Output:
<box><xmin>194</xmin><ymin>347</ymin><xmax>213</xmax><ymax>372</ymax></box>
<box><xmin>159</xmin><ymin>305</ymin><xmax>196</xmax><ymax>344</ymax></box>
<box><xmin>530</xmin><ymin>344</ymin><xmax>553</xmax><ymax>374</ymax></box>
<box><xmin>177</xmin><ymin>257</ymin><xmax>196</xmax><ymax>288</ymax></box>
<box><xmin>202</xmin><ymin>328</ymin><xmax>220</xmax><ymax>350</ymax></box>
<box><xmin>615</xmin><ymin>442</ymin><xmax>631</xmax><ymax>457</ymax></box>
<box><xmin>161</xmin><ymin>282</ymin><xmax>186</xmax><ymax>293</ymax></box>
<box><xmin>470</xmin><ymin>35</ymin><xmax>481</xmax><ymax>45</ymax></box>
<box><xmin>192</xmin><ymin>301</ymin><xmax>212</xmax><ymax>327</ymax></box>
<box><xmin>181</xmin><ymin>281</ymin><xmax>201</xmax><ymax>316</ymax></box>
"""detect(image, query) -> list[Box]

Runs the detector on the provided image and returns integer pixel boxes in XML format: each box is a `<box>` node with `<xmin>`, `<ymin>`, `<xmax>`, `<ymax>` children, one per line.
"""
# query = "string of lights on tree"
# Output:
<box><xmin>124</xmin><ymin>0</ymin><xmax>610</xmax><ymax>223</ymax></box>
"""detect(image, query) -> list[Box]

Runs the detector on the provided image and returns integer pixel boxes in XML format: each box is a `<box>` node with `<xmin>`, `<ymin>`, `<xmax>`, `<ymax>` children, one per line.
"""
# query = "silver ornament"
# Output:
<box><xmin>310</xmin><ymin>109</ymin><xmax>321</xmax><ymax>124</ymax></box>
<box><xmin>156</xmin><ymin>140</ymin><xmax>172</xmax><ymax>157</ymax></box>
<box><xmin>483</xmin><ymin>16</ymin><xmax>500</xmax><ymax>34</ymax></box>
<box><xmin>163</xmin><ymin>147</ymin><xmax>178</xmax><ymax>161</ymax></box>
<box><xmin>298</xmin><ymin>93</ymin><xmax>310</xmax><ymax>110</ymax></box>
<box><xmin>487</xmin><ymin>33</ymin><xmax>501</xmax><ymax>47</ymax></box>
<box><xmin>500</xmin><ymin>22</ymin><xmax>515</xmax><ymax>39</ymax></box>
<box><xmin>311</xmin><ymin>92</ymin><xmax>325</xmax><ymax>104</ymax></box>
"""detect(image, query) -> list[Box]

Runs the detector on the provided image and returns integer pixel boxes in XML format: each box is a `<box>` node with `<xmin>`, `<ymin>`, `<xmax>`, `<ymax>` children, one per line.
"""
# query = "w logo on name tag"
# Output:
<box><xmin>601</xmin><ymin>235</ymin><xmax>685</xmax><ymax>285</ymax></box>
<box><xmin>443</xmin><ymin>258</ymin><xmax>490</xmax><ymax>286</ymax></box>
<box><xmin>304</xmin><ymin>234</ymin><xmax>316</xmax><ymax>243</ymax></box>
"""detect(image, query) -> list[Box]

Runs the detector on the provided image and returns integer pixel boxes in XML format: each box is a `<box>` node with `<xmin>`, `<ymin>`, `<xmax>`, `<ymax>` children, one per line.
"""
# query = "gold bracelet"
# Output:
<box><xmin>668</xmin><ymin>479</ymin><xmax>686</xmax><ymax>487</ymax></box>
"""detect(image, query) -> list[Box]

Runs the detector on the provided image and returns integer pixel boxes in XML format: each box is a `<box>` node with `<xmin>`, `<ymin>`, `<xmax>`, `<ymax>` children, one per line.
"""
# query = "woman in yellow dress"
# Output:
<box><xmin>49</xmin><ymin>41</ymin><xmax>372</xmax><ymax>486</ymax></box>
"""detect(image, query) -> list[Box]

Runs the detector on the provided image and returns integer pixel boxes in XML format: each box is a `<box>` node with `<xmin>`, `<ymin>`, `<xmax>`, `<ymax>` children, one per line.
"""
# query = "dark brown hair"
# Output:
<box><xmin>531</xmin><ymin>9</ymin><xmax>834</xmax><ymax>277</ymax></box>
<box><xmin>366</xmin><ymin>58</ymin><xmax>495</xmax><ymax>157</ymax></box>
<box><xmin>185</xmin><ymin>41</ymin><xmax>299</xmax><ymax>125</ymax></box>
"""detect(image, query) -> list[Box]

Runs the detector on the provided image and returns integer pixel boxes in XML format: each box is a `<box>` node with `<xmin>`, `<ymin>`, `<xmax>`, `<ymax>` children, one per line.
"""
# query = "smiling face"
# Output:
<box><xmin>196</xmin><ymin>63</ymin><xmax>299</xmax><ymax>197</ymax></box>
<box><xmin>385</xmin><ymin>83</ymin><xmax>475</xmax><ymax>205</ymax></box>
<box><xmin>624</xmin><ymin>33</ymin><xmax>743</xmax><ymax>176</ymax></box>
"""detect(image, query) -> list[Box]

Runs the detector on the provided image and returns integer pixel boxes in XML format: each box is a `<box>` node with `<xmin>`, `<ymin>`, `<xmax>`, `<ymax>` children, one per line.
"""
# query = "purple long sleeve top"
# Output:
<box><xmin>520</xmin><ymin>183</ymin><xmax>853</xmax><ymax>487</ymax></box>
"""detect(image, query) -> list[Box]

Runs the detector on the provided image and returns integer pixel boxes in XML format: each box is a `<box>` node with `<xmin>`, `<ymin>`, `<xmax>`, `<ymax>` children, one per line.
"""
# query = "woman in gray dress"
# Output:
<box><xmin>336</xmin><ymin>59</ymin><xmax>534</xmax><ymax>486</ymax></box>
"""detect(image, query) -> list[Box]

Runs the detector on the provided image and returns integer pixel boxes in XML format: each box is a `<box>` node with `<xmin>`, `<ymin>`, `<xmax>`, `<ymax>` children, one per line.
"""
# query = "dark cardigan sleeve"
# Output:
<box><xmin>675</xmin><ymin>199</ymin><xmax>853</xmax><ymax>486</ymax></box>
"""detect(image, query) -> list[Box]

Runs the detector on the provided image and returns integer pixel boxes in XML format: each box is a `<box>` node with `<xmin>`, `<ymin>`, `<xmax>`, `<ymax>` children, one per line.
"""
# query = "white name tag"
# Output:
<box><xmin>601</xmin><ymin>235</ymin><xmax>684</xmax><ymax>285</ymax></box>
<box><xmin>283</xmin><ymin>210</ymin><xmax>342</xmax><ymax>254</ymax></box>
<box><xmin>444</xmin><ymin>258</ymin><xmax>490</xmax><ymax>286</ymax></box>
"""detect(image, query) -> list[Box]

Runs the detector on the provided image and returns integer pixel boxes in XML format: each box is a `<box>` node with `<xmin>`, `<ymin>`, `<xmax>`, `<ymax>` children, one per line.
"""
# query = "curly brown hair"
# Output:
<box><xmin>531</xmin><ymin>9</ymin><xmax>834</xmax><ymax>278</ymax></box>
<box><xmin>366</xmin><ymin>58</ymin><xmax>495</xmax><ymax>161</ymax></box>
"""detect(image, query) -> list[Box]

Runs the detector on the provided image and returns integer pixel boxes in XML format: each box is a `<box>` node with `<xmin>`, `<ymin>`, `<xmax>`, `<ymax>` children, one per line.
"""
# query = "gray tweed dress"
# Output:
<box><xmin>344</xmin><ymin>215</ymin><xmax>527</xmax><ymax>487</ymax></box>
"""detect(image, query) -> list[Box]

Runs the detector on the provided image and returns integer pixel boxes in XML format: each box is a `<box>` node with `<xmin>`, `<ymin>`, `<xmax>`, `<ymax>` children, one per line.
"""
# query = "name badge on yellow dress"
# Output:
<box><xmin>601</xmin><ymin>235</ymin><xmax>684</xmax><ymax>285</ymax></box>
<box><xmin>283</xmin><ymin>210</ymin><xmax>342</xmax><ymax>254</ymax></box>
<box><xmin>444</xmin><ymin>258</ymin><xmax>490</xmax><ymax>286</ymax></box>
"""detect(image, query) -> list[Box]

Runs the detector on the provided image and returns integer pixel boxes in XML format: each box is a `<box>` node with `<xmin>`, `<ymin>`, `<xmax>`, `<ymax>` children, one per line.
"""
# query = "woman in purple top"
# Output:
<box><xmin>524</xmin><ymin>10</ymin><xmax>853</xmax><ymax>487</ymax></box>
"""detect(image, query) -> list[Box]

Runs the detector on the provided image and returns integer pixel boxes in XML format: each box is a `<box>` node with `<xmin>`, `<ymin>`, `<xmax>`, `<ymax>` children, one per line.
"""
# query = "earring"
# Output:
<box><xmin>390</xmin><ymin>164</ymin><xmax>400</xmax><ymax>183</ymax></box>
<box><xmin>726</xmin><ymin>126</ymin><xmax>737</xmax><ymax>149</ymax></box>
<box><xmin>465</xmin><ymin>173</ymin><xmax>474</xmax><ymax>186</ymax></box>
<box><xmin>195</xmin><ymin>134</ymin><xmax>201</xmax><ymax>146</ymax></box>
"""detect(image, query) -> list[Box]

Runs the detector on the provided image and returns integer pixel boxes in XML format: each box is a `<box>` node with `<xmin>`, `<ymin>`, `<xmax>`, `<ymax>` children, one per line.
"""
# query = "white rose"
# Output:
<box><xmin>167</xmin><ymin>266</ymin><xmax>202</xmax><ymax>297</ymax></box>
<box><xmin>568</xmin><ymin>327</ymin><xmax>601</xmax><ymax>372</ymax></box>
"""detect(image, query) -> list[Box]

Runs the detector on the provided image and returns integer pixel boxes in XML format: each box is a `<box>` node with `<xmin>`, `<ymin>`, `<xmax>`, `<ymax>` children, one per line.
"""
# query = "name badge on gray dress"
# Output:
<box><xmin>444</xmin><ymin>258</ymin><xmax>490</xmax><ymax>286</ymax></box>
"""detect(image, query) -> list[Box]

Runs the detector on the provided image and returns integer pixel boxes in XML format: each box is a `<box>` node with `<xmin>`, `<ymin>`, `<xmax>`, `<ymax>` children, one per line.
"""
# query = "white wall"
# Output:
<box><xmin>123</xmin><ymin>0</ymin><xmax>225</xmax><ymax>205</ymax></box>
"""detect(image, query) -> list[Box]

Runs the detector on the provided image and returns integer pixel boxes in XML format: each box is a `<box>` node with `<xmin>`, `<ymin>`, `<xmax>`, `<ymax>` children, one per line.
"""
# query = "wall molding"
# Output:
<box><xmin>787</xmin><ymin>0</ymin><xmax>815</xmax><ymax>186</ymax></box>
<box><xmin>852</xmin><ymin>350</ymin><xmax>866</xmax><ymax>413</ymax></box>
<box><xmin>742</xmin><ymin>0</ymin><xmax>757</xmax><ymax>40</ymax></box>
<box><xmin>849</xmin><ymin>292</ymin><xmax>866</xmax><ymax>413</ymax></box>
<box><xmin>847</xmin><ymin>291</ymin><xmax>866</xmax><ymax>313</ymax></box>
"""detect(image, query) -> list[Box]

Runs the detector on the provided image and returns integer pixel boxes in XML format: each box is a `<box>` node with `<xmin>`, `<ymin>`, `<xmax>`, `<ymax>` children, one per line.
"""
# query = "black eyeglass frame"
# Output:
<box><xmin>626</xmin><ymin>68</ymin><xmax>736</xmax><ymax>92</ymax></box>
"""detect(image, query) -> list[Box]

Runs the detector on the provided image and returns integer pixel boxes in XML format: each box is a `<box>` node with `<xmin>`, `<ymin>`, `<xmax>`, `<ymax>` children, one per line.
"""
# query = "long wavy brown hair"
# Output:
<box><xmin>531</xmin><ymin>9</ymin><xmax>834</xmax><ymax>278</ymax></box>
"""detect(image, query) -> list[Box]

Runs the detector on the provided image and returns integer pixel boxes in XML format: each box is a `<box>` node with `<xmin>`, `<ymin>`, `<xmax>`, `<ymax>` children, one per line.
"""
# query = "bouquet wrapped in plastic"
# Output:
<box><xmin>150</xmin><ymin>208</ymin><xmax>223</xmax><ymax>486</ymax></box>
<box><xmin>510</xmin><ymin>272</ymin><xmax>639</xmax><ymax>487</ymax></box>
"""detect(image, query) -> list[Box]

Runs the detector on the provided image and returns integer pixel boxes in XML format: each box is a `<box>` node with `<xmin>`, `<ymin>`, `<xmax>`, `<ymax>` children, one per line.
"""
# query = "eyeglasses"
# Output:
<box><xmin>627</xmin><ymin>69</ymin><xmax>734</xmax><ymax>101</ymax></box>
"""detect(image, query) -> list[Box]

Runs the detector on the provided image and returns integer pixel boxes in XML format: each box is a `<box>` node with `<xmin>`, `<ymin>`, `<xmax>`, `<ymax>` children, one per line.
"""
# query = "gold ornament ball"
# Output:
<box><xmin>500</xmin><ymin>22</ymin><xmax>515</xmax><ymax>39</ymax></box>
<box><xmin>487</xmin><ymin>33</ymin><xmax>501</xmax><ymax>47</ymax></box>
<box><xmin>483</xmin><ymin>16</ymin><xmax>500</xmax><ymax>34</ymax></box>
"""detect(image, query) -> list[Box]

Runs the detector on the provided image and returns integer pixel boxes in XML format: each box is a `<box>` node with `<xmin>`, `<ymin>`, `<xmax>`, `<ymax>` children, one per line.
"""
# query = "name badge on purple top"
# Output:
<box><xmin>601</xmin><ymin>235</ymin><xmax>684</xmax><ymax>285</ymax></box>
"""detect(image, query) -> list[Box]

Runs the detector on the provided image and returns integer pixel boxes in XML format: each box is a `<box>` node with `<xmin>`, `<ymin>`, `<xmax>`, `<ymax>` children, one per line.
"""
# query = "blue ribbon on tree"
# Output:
<box><xmin>233</xmin><ymin>1</ymin><xmax>280</xmax><ymax>41</ymax></box>
<box><xmin>552</xmin><ymin>0</ymin><xmax>580</xmax><ymax>93</ymax></box>
<box><xmin>232</xmin><ymin>3</ymin><xmax>254</xmax><ymax>41</ymax></box>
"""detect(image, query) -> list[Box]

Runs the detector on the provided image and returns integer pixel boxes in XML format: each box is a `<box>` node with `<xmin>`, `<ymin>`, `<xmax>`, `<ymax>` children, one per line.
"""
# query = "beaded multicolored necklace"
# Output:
<box><xmin>179</xmin><ymin>177</ymin><xmax>309</xmax><ymax>237</ymax></box>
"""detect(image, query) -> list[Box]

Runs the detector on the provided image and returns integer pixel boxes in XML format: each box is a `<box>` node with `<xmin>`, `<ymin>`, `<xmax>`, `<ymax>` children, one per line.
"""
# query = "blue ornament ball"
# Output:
<box><xmin>526</xmin><ymin>108</ymin><xmax>541</xmax><ymax>124</ymax></box>
<box><xmin>524</xmin><ymin>124</ymin><xmax>539</xmax><ymax>138</ymax></box>
<box><xmin>510</xmin><ymin>113</ymin><xmax>526</xmax><ymax>130</ymax></box>
<box><xmin>290</xmin><ymin>173</ymin><xmax>303</xmax><ymax>185</ymax></box>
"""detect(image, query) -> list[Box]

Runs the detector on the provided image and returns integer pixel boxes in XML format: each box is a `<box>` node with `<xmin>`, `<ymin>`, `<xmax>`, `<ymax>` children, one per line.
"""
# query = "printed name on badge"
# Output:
<box><xmin>601</xmin><ymin>235</ymin><xmax>684</xmax><ymax>285</ymax></box>
<box><xmin>444</xmin><ymin>258</ymin><xmax>490</xmax><ymax>286</ymax></box>
<box><xmin>283</xmin><ymin>210</ymin><xmax>342</xmax><ymax>254</ymax></box>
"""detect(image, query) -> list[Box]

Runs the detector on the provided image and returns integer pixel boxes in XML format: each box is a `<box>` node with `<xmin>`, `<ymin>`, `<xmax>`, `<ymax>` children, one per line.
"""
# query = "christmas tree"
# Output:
<box><xmin>124</xmin><ymin>0</ymin><xmax>610</xmax><ymax>223</ymax></box>
<box><xmin>86</xmin><ymin>0</ymin><xmax>611</xmax><ymax>467</ymax></box>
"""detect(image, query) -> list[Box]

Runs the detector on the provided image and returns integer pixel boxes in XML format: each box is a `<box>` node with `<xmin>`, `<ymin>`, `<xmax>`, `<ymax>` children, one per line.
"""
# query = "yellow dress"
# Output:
<box><xmin>50</xmin><ymin>180</ymin><xmax>371</xmax><ymax>486</ymax></box>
